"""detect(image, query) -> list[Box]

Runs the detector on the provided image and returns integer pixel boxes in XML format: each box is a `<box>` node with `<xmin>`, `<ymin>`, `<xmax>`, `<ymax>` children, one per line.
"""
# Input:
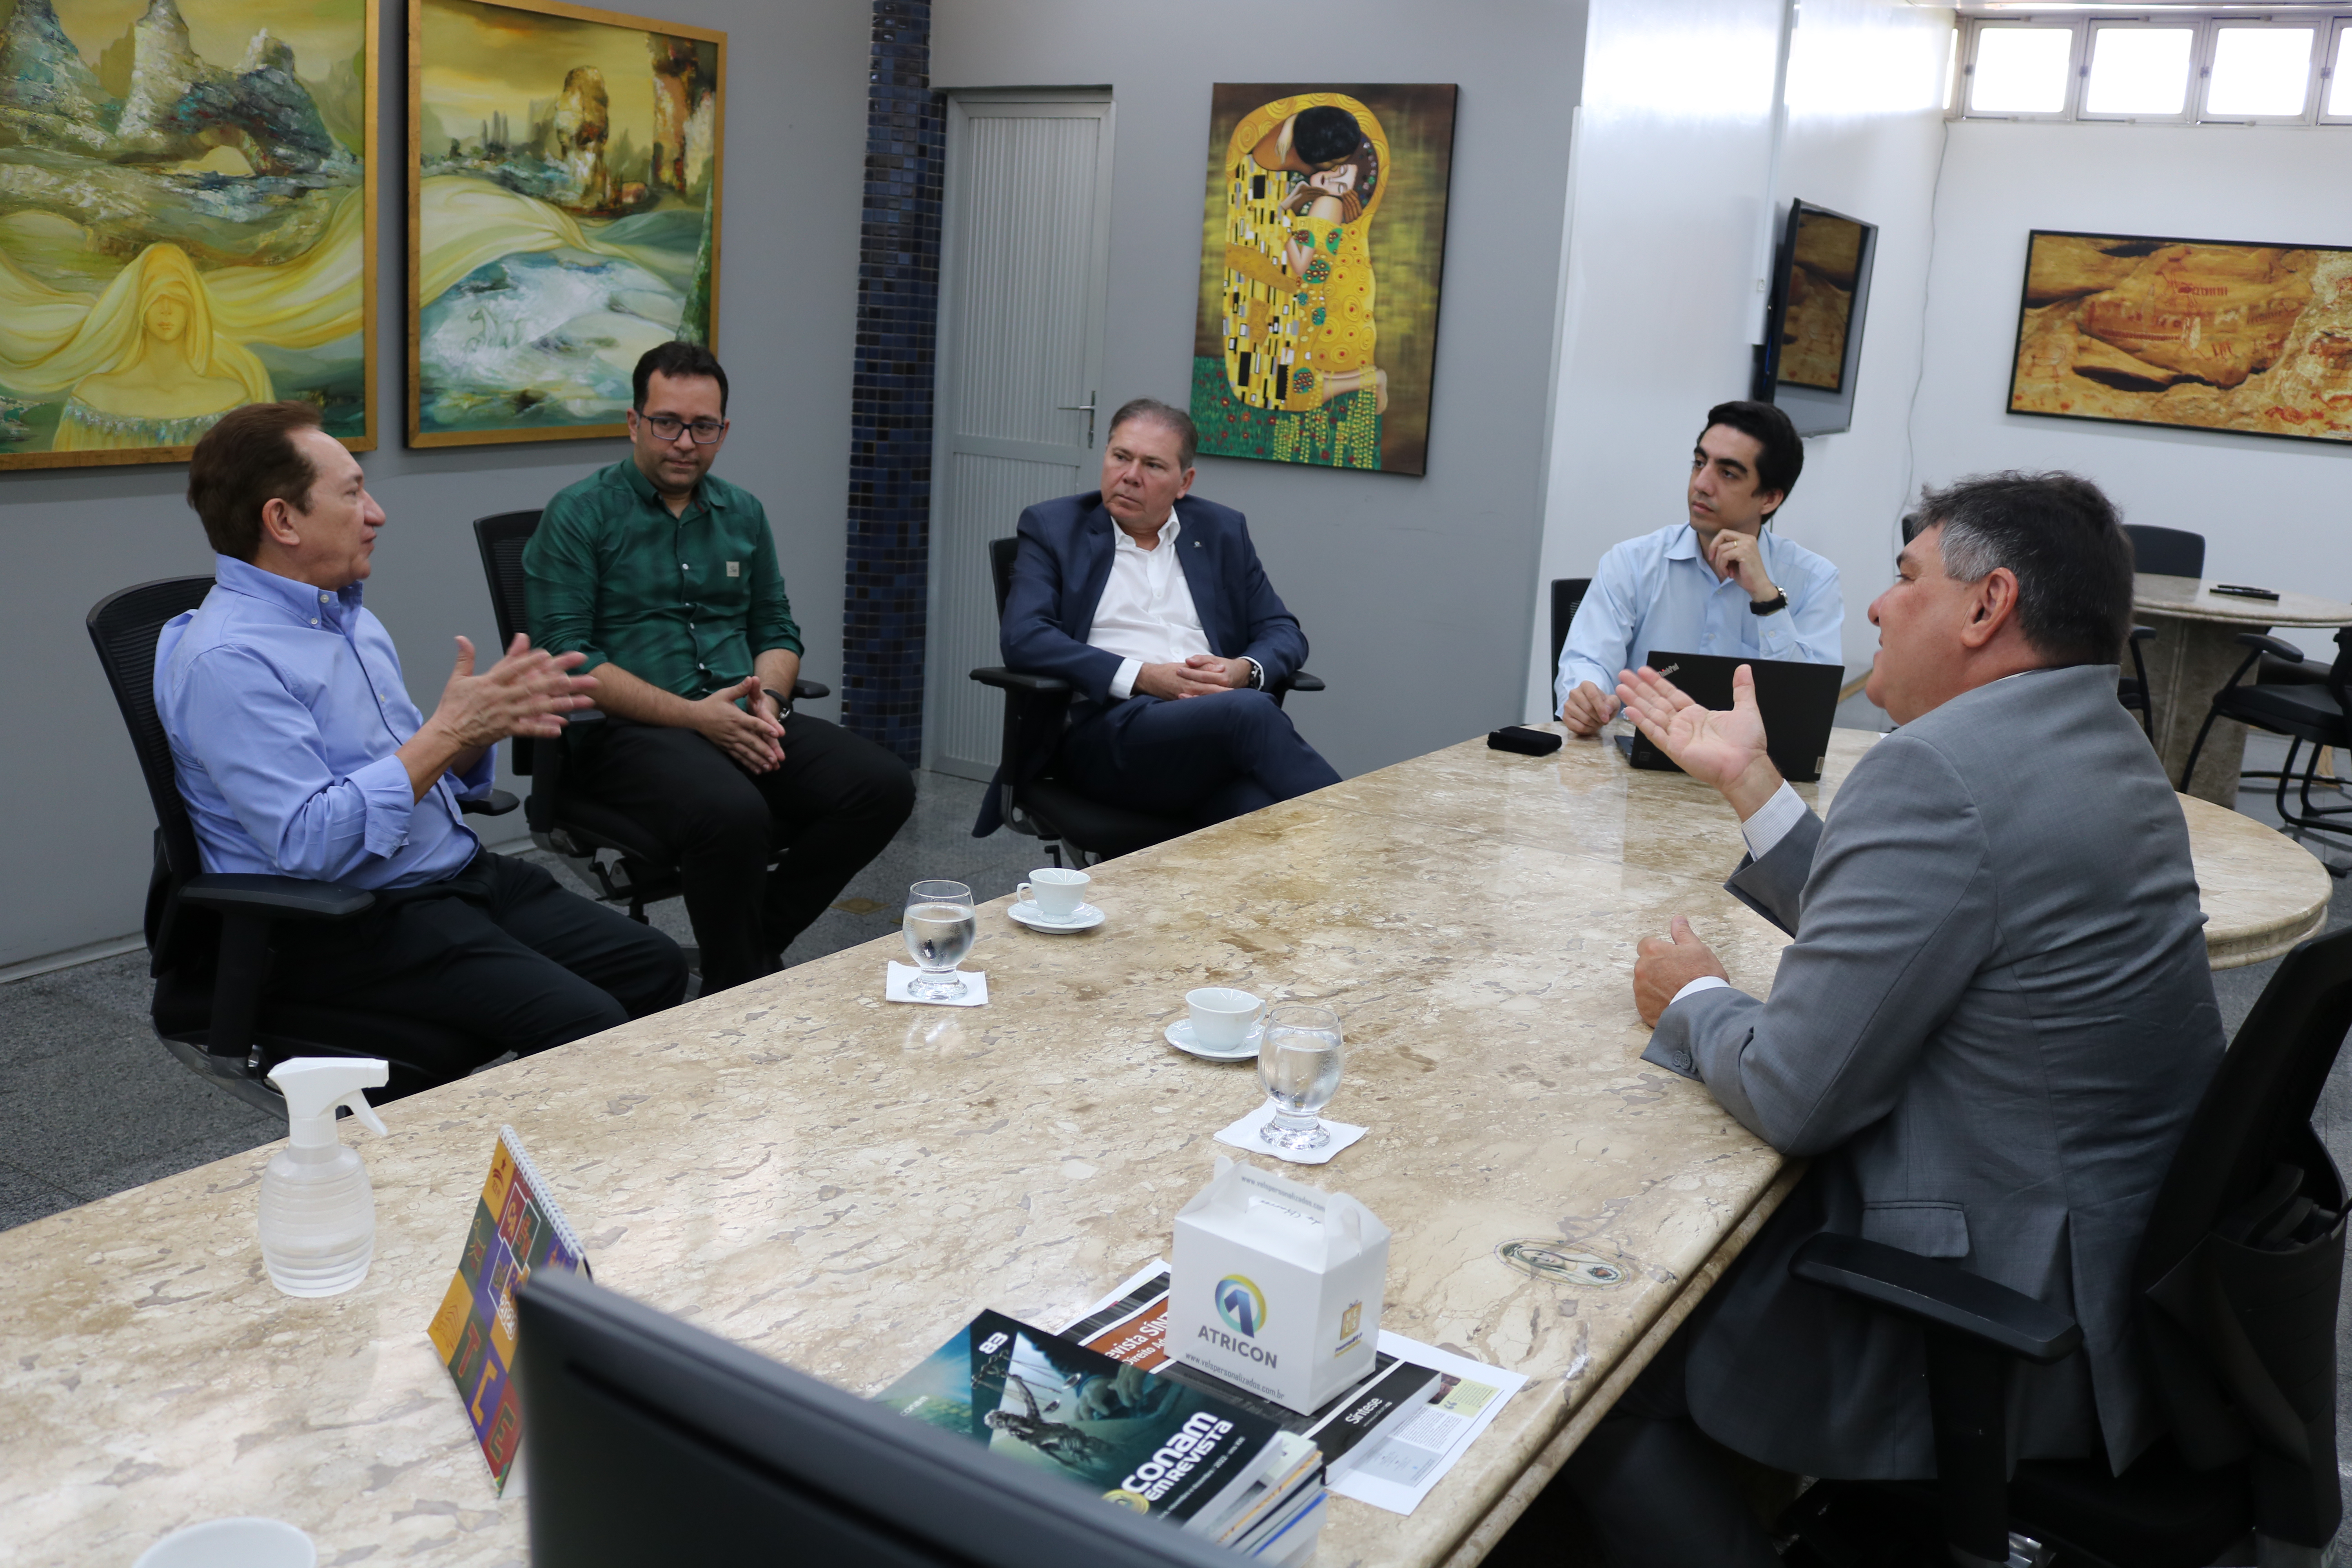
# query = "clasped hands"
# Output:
<box><xmin>1619</xmin><ymin>661</ymin><xmax>1784</xmax><ymax>1027</ymax></box>
<box><xmin>1135</xmin><ymin>654</ymin><xmax>1253</xmax><ymax>702</ymax></box>
<box><xmin>693</xmin><ymin>675</ymin><xmax>787</xmax><ymax>774</ymax></box>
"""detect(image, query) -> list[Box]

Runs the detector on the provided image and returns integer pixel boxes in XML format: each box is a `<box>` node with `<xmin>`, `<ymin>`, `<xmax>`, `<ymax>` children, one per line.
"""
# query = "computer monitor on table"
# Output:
<box><xmin>1617</xmin><ymin>650</ymin><xmax>1846</xmax><ymax>783</ymax></box>
<box><xmin>513</xmin><ymin>1270</ymin><xmax>1241</xmax><ymax>1568</ymax></box>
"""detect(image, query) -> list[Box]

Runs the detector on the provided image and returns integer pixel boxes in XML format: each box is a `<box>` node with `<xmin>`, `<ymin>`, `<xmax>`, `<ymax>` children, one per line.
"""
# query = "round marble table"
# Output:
<box><xmin>2178</xmin><ymin>791</ymin><xmax>2335</xmax><ymax>968</ymax></box>
<box><xmin>2131</xmin><ymin>573</ymin><xmax>2352</xmax><ymax>806</ymax></box>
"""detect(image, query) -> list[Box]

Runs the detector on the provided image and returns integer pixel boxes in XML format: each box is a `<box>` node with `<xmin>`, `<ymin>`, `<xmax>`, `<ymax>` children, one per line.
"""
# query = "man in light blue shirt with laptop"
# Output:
<box><xmin>1555</xmin><ymin>399</ymin><xmax>1843</xmax><ymax>734</ymax></box>
<box><xmin>154</xmin><ymin>401</ymin><xmax>686</xmax><ymax>1090</ymax></box>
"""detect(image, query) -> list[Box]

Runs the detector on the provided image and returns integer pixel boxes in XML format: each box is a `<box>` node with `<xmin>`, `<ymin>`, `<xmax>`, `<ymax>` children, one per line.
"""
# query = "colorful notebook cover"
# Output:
<box><xmin>425</xmin><ymin>1126</ymin><xmax>589</xmax><ymax>1492</ymax></box>
<box><xmin>876</xmin><ymin>1308</ymin><xmax>1288</xmax><ymax>1532</ymax></box>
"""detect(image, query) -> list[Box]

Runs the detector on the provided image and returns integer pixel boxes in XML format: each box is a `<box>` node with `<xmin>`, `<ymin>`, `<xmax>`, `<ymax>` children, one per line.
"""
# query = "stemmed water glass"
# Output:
<box><xmin>1258</xmin><ymin>1004</ymin><xmax>1343</xmax><ymax>1152</ymax></box>
<box><xmin>902</xmin><ymin>880</ymin><xmax>976</xmax><ymax>1000</ymax></box>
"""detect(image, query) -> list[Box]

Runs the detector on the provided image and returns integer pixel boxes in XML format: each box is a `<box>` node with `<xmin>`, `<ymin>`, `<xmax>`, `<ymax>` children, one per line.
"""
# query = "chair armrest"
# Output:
<box><xmin>1285</xmin><ymin>671</ymin><xmax>1326</xmax><ymax>693</ymax></box>
<box><xmin>2235</xmin><ymin>632</ymin><xmax>2304</xmax><ymax>662</ymax></box>
<box><xmin>970</xmin><ymin>667</ymin><xmax>1074</xmax><ymax>694</ymax></box>
<box><xmin>1790</xmin><ymin>1233</ymin><xmax>2082</xmax><ymax>1365</ymax></box>
<box><xmin>461</xmin><ymin>789</ymin><xmax>521</xmax><ymax>817</ymax></box>
<box><xmin>180</xmin><ymin>873</ymin><xmax>375</xmax><ymax>921</ymax></box>
<box><xmin>2129</xmin><ymin>626</ymin><xmax>2157</xmax><ymax>643</ymax></box>
<box><xmin>792</xmin><ymin>679</ymin><xmax>830</xmax><ymax>701</ymax></box>
<box><xmin>564</xmin><ymin>708</ymin><xmax>608</xmax><ymax>728</ymax></box>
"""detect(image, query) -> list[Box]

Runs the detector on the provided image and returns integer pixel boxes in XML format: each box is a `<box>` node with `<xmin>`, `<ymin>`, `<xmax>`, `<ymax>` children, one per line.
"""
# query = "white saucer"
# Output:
<box><xmin>1165</xmin><ymin>1018</ymin><xmax>1262</xmax><ymax>1061</ymax></box>
<box><xmin>1009</xmin><ymin>900</ymin><xmax>1105</xmax><ymax>932</ymax></box>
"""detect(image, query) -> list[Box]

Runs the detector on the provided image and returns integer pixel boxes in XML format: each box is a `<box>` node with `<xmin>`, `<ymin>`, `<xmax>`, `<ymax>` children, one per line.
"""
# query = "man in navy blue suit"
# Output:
<box><xmin>974</xmin><ymin>398</ymin><xmax>1339</xmax><ymax>836</ymax></box>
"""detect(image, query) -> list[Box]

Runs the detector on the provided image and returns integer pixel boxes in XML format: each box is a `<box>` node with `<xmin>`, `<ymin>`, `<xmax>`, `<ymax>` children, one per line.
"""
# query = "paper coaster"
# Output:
<box><xmin>1213</xmin><ymin>1100</ymin><xmax>1368</xmax><ymax>1165</ymax></box>
<box><xmin>884</xmin><ymin>961</ymin><xmax>989</xmax><ymax>1007</ymax></box>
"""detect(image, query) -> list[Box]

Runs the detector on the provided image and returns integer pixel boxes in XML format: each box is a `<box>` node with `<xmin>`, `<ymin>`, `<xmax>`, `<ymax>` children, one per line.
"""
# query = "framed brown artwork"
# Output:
<box><xmin>2009</xmin><ymin>229</ymin><xmax>2352</xmax><ymax>445</ymax></box>
<box><xmin>0</xmin><ymin>0</ymin><xmax>377</xmax><ymax>471</ymax></box>
<box><xmin>1190</xmin><ymin>83</ymin><xmax>1457</xmax><ymax>476</ymax></box>
<box><xmin>407</xmin><ymin>0</ymin><xmax>721</xmax><ymax>447</ymax></box>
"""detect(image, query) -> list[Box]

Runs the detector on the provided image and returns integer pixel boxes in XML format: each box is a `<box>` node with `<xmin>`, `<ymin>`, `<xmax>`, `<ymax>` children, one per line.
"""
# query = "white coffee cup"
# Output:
<box><xmin>1187</xmin><ymin>987</ymin><xmax>1266</xmax><ymax>1049</ymax></box>
<box><xmin>1018</xmin><ymin>867</ymin><xmax>1091</xmax><ymax>919</ymax></box>
<box><xmin>136</xmin><ymin>1519</ymin><xmax>317</xmax><ymax>1568</ymax></box>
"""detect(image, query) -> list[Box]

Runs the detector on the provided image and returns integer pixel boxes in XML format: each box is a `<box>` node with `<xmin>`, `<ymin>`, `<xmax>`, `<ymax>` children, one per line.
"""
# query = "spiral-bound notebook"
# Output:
<box><xmin>425</xmin><ymin>1126</ymin><xmax>590</xmax><ymax>1492</ymax></box>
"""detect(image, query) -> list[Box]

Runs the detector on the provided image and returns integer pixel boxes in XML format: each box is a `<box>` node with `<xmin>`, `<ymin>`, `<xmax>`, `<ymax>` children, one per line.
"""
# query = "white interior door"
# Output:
<box><xmin>923</xmin><ymin>92</ymin><xmax>1115</xmax><ymax>780</ymax></box>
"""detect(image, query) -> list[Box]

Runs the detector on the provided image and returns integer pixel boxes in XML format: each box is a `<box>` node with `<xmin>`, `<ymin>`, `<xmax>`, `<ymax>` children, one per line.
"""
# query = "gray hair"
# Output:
<box><xmin>1107</xmin><ymin>397</ymin><xmax>1197</xmax><ymax>469</ymax></box>
<box><xmin>1901</xmin><ymin>472</ymin><xmax>2135</xmax><ymax>666</ymax></box>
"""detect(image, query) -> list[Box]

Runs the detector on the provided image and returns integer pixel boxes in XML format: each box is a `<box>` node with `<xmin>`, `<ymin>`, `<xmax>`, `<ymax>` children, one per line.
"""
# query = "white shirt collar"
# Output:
<box><xmin>1113</xmin><ymin>510</ymin><xmax>1180</xmax><ymax>553</ymax></box>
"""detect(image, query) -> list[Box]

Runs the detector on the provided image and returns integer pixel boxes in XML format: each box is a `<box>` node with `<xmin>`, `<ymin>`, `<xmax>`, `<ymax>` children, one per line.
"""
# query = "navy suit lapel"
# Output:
<box><xmin>1069</xmin><ymin>505</ymin><xmax>1117</xmax><ymax>642</ymax></box>
<box><xmin>1171</xmin><ymin>501</ymin><xmax>1233</xmax><ymax>655</ymax></box>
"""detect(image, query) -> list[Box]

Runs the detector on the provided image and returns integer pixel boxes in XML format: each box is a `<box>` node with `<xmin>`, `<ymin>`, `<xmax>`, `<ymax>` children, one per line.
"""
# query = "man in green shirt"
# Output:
<box><xmin>524</xmin><ymin>342</ymin><xmax>914</xmax><ymax>993</ymax></box>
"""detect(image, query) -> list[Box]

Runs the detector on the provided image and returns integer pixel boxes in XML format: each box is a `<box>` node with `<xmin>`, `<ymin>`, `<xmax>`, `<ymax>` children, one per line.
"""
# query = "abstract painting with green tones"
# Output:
<box><xmin>408</xmin><ymin>0</ymin><xmax>722</xmax><ymax>448</ymax></box>
<box><xmin>1191</xmin><ymin>82</ymin><xmax>1455</xmax><ymax>477</ymax></box>
<box><xmin>0</xmin><ymin>0</ymin><xmax>374</xmax><ymax>469</ymax></box>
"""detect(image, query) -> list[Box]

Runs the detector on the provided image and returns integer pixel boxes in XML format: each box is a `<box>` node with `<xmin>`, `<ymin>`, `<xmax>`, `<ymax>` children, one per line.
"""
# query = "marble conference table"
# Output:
<box><xmin>0</xmin><ymin>724</ymin><xmax>2327</xmax><ymax>1568</ymax></box>
<box><xmin>2131</xmin><ymin>573</ymin><xmax>2352</xmax><ymax>806</ymax></box>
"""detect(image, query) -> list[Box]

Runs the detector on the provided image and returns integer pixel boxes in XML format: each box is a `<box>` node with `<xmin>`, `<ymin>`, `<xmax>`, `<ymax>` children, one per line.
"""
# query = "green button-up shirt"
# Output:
<box><xmin>523</xmin><ymin>459</ymin><xmax>802</xmax><ymax>701</ymax></box>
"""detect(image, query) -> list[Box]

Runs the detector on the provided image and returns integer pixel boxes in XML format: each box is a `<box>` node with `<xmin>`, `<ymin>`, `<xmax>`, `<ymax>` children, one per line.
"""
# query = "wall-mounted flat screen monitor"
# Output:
<box><xmin>1753</xmin><ymin>200</ymin><xmax>1878</xmax><ymax>436</ymax></box>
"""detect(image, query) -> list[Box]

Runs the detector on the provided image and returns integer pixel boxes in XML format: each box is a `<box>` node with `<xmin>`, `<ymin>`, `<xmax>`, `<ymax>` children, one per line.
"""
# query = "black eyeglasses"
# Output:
<box><xmin>642</xmin><ymin>414</ymin><xmax>727</xmax><ymax>444</ymax></box>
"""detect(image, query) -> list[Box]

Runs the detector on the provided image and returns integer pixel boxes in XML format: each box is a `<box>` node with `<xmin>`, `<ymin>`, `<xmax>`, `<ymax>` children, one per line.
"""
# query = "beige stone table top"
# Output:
<box><xmin>2132</xmin><ymin>572</ymin><xmax>2352</xmax><ymax>627</ymax></box>
<box><xmin>2180</xmin><ymin>791</ymin><xmax>2334</xmax><ymax>968</ymax></box>
<box><xmin>0</xmin><ymin>724</ymin><xmax>2316</xmax><ymax>1567</ymax></box>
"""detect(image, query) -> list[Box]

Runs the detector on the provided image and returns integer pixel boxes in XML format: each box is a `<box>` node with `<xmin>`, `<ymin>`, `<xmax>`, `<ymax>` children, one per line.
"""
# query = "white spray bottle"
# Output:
<box><xmin>260</xmin><ymin>1057</ymin><xmax>390</xmax><ymax>1298</ymax></box>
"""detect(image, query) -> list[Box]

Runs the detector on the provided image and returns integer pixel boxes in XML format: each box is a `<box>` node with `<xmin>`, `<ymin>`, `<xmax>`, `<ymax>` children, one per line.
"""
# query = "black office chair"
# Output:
<box><xmin>2123</xmin><ymin>524</ymin><xmax>2206</xmax><ymax>580</ymax></box>
<box><xmin>2177</xmin><ymin>627</ymin><xmax>2352</xmax><ymax>851</ymax></box>
<box><xmin>471</xmin><ymin>510</ymin><xmax>831</xmax><ymax>921</ymax></box>
<box><xmin>2118</xmin><ymin>524</ymin><xmax>2320</xmax><ymax>771</ymax></box>
<box><xmin>87</xmin><ymin>578</ymin><xmax>517</xmax><ymax>1112</ymax></box>
<box><xmin>1780</xmin><ymin>924</ymin><xmax>2352</xmax><ymax>1567</ymax></box>
<box><xmin>967</xmin><ymin>535</ymin><xmax>1325</xmax><ymax>867</ymax></box>
<box><xmin>2117</xmin><ymin>625</ymin><xmax>2160</xmax><ymax>740</ymax></box>
<box><xmin>1548</xmin><ymin>577</ymin><xmax>1592</xmax><ymax>682</ymax></box>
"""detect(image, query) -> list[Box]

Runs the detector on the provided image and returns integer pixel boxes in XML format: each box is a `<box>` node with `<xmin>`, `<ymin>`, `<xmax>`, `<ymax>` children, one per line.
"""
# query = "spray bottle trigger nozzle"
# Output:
<box><xmin>340</xmin><ymin>1094</ymin><xmax>388</xmax><ymax>1137</ymax></box>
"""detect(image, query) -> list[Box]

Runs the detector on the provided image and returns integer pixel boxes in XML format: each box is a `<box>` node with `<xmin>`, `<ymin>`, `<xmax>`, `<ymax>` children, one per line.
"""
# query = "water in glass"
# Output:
<box><xmin>902</xmin><ymin>880</ymin><xmax>975</xmax><ymax>999</ymax></box>
<box><xmin>1258</xmin><ymin>1004</ymin><xmax>1343</xmax><ymax>1152</ymax></box>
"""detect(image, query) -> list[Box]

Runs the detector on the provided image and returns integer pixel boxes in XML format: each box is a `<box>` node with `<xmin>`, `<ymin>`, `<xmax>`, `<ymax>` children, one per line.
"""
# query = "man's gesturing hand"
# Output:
<box><xmin>693</xmin><ymin>675</ymin><xmax>786</xmax><ymax>774</ymax></box>
<box><xmin>1135</xmin><ymin>658</ymin><xmax>1241</xmax><ymax>700</ymax></box>
<box><xmin>1559</xmin><ymin>679</ymin><xmax>1619</xmax><ymax>737</ymax></box>
<box><xmin>1615</xmin><ymin>662</ymin><xmax>1784</xmax><ymax>818</ymax></box>
<box><xmin>1633</xmin><ymin>916</ymin><xmax>1728</xmax><ymax>1028</ymax></box>
<box><xmin>428</xmin><ymin>633</ymin><xmax>595</xmax><ymax>748</ymax></box>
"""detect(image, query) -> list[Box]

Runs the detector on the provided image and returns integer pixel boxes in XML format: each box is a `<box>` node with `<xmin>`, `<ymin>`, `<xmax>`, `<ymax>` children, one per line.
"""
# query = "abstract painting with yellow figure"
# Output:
<box><xmin>2008</xmin><ymin>229</ymin><xmax>2352</xmax><ymax>446</ymax></box>
<box><xmin>407</xmin><ymin>0</ymin><xmax>721</xmax><ymax>447</ymax></box>
<box><xmin>1191</xmin><ymin>83</ymin><xmax>1455</xmax><ymax>476</ymax></box>
<box><xmin>0</xmin><ymin>0</ymin><xmax>375</xmax><ymax>469</ymax></box>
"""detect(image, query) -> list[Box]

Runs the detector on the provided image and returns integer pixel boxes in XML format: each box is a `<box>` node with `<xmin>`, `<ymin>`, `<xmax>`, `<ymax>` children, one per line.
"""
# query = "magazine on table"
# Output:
<box><xmin>874</xmin><ymin>1306</ymin><xmax>1319</xmax><ymax>1547</ymax></box>
<box><xmin>1063</xmin><ymin>1259</ymin><xmax>1528</xmax><ymax>1516</ymax></box>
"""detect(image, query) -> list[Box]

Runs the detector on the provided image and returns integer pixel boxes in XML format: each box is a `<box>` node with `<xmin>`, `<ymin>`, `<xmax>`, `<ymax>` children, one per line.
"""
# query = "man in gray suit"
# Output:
<box><xmin>1559</xmin><ymin>472</ymin><xmax>2223</xmax><ymax>1564</ymax></box>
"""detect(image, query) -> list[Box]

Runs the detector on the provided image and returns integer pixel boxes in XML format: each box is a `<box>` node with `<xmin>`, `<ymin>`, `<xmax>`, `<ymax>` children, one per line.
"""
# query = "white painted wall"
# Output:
<box><xmin>933</xmin><ymin>0</ymin><xmax>1588</xmax><ymax>782</ymax></box>
<box><xmin>0</xmin><ymin>0</ymin><xmax>872</xmax><ymax>967</ymax></box>
<box><xmin>1911</xmin><ymin>120</ymin><xmax>2352</xmax><ymax>658</ymax></box>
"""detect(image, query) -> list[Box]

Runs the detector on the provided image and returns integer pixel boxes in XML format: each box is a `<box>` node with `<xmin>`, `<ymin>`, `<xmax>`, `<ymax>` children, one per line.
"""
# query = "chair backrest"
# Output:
<box><xmin>86</xmin><ymin>577</ymin><xmax>215</xmax><ymax>884</ymax></box>
<box><xmin>989</xmin><ymin>536</ymin><xmax>1019</xmax><ymax>621</ymax></box>
<box><xmin>473</xmin><ymin>510</ymin><xmax>544</xmax><ymax>772</ymax></box>
<box><xmin>2123</xmin><ymin>524</ymin><xmax>2205</xmax><ymax>579</ymax></box>
<box><xmin>1549</xmin><ymin>577</ymin><xmax>1591</xmax><ymax>677</ymax></box>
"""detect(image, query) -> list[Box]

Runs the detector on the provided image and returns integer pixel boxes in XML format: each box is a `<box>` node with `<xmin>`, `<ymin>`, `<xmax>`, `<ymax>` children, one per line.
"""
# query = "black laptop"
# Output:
<box><xmin>1614</xmin><ymin>650</ymin><xmax>1847</xmax><ymax>783</ymax></box>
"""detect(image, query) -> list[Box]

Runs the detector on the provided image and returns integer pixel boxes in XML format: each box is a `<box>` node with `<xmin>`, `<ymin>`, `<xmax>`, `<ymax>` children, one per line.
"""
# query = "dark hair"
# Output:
<box><xmin>632</xmin><ymin>341</ymin><xmax>729</xmax><ymax>414</ymax></box>
<box><xmin>1291</xmin><ymin>106</ymin><xmax>1362</xmax><ymax>166</ymax></box>
<box><xmin>1699</xmin><ymin>399</ymin><xmax>1803</xmax><ymax>519</ymax></box>
<box><xmin>186</xmin><ymin>401</ymin><xmax>324</xmax><ymax>562</ymax></box>
<box><xmin>1901</xmin><ymin>472</ymin><xmax>2134</xmax><ymax>666</ymax></box>
<box><xmin>1107</xmin><ymin>397</ymin><xmax>1198</xmax><ymax>469</ymax></box>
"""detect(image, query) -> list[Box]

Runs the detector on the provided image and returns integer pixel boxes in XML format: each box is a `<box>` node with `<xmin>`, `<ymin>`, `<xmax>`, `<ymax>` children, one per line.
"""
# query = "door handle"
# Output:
<box><xmin>1055</xmin><ymin>390</ymin><xmax>1098</xmax><ymax>448</ymax></box>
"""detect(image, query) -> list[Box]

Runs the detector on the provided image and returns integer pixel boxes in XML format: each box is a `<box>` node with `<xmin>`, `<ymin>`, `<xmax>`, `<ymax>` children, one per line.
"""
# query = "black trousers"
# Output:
<box><xmin>269</xmin><ymin>851</ymin><xmax>688</xmax><ymax>1078</ymax></box>
<box><xmin>1058</xmin><ymin>689</ymin><xmax>1341</xmax><ymax>827</ymax></box>
<box><xmin>1554</xmin><ymin>1299</ymin><xmax>1781</xmax><ymax>1568</ymax></box>
<box><xmin>569</xmin><ymin>713</ymin><xmax>915</xmax><ymax>993</ymax></box>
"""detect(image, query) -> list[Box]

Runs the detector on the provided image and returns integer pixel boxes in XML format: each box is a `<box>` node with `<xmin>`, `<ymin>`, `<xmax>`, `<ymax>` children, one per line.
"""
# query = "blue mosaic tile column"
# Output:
<box><xmin>838</xmin><ymin>0</ymin><xmax>942</xmax><ymax>766</ymax></box>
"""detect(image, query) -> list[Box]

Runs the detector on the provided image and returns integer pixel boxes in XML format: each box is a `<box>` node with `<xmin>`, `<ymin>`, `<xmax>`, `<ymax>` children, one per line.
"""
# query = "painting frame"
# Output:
<box><xmin>404</xmin><ymin>0</ymin><xmax>724</xmax><ymax>449</ymax></box>
<box><xmin>2006</xmin><ymin>227</ymin><xmax>2352</xmax><ymax>448</ymax></box>
<box><xmin>1190</xmin><ymin>82</ymin><xmax>1457</xmax><ymax>477</ymax></box>
<box><xmin>0</xmin><ymin>0</ymin><xmax>379</xmax><ymax>472</ymax></box>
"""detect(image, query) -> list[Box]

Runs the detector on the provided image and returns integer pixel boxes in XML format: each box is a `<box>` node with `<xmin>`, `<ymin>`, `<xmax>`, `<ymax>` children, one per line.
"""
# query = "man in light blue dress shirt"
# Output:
<box><xmin>155</xmin><ymin>402</ymin><xmax>686</xmax><ymax>1089</ymax></box>
<box><xmin>1554</xmin><ymin>400</ymin><xmax>1843</xmax><ymax>734</ymax></box>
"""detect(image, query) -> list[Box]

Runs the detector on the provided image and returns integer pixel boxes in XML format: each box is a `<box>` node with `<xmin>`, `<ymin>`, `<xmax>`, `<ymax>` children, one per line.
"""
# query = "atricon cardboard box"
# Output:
<box><xmin>1168</xmin><ymin>1157</ymin><xmax>1390</xmax><ymax>1415</ymax></box>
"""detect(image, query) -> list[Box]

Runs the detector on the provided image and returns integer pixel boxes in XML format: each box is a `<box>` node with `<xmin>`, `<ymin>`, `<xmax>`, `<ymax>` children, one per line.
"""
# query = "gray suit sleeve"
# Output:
<box><xmin>1641</xmin><ymin>734</ymin><xmax>1997</xmax><ymax>1156</ymax></box>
